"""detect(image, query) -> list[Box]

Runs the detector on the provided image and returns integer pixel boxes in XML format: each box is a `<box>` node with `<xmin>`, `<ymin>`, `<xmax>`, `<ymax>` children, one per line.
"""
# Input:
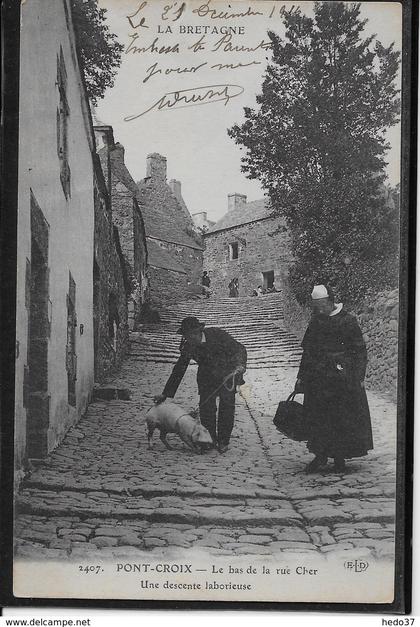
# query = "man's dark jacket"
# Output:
<box><xmin>163</xmin><ymin>327</ymin><xmax>247</xmax><ymax>398</ymax></box>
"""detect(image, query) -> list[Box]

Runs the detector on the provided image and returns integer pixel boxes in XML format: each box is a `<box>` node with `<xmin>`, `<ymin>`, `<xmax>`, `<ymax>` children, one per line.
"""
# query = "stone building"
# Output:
<box><xmin>137</xmin><ymin>154</ymin><xmax>203</xmax><ymax>308</ymax></box>
<box><xmin>15</xmin><ymin>0</ymin><xmax>128</xmax><ymax>477</ymax></box>
<box><xmin>96</xmin><ymin>126</ymin><xmax>148</xmax><ymax>328</ymax></box>
<box><xmin>203</xmin><ymin>194</ymin><xmax>291</xmax><ymax>297</ymax></box>
<box><xmin>93</xmin><ymin>154</ymin><xmax>130</xmax><ymax>382</ymax></box>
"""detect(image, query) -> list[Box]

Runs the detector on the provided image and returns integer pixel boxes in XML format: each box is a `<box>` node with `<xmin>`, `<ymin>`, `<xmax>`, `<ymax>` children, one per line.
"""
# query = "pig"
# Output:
<box><xmin>145</xmin><ymin>400</ymin><xmax>213</xmax><ymax>454</ymax></box>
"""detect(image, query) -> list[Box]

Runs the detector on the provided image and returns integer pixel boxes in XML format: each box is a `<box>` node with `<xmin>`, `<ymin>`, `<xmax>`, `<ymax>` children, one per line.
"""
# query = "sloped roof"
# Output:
<box><xmin>109</xmin><ymin>146</ymin><xmax>139</xmax><ymax>196</ymax></box>
<box><xmin>146</xmin><ymin>239</ymin><xmax>187</xmax><ymax>274</ymax></box>
<box><xmin>137</xmin><ymin>179</ymin><xmax>203</xmax><ymax>250</ymax></box>
<box><xmin>206</xmin><ymin>199</ymin><xmax>273</xmax><ymax>234</ymax></box>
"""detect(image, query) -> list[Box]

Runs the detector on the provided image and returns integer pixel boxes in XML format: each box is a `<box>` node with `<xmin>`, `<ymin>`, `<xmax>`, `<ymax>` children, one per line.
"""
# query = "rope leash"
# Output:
<box><xmin>195</xmin><ymin>371</ymin><xmax>237</xmax><ymax>412</ymax></box>
<box><xmin>150</xmin><ymin>365</ymin><xmax>293</xmax><ymax>418</ymax></box>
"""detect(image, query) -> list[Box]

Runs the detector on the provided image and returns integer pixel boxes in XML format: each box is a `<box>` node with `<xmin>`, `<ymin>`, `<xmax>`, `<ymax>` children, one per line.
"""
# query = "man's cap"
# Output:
<box><xmin>311</xmin><ymin>284</ymin><xmax>329</xmax><ymax>300</ymax></box>
<box><xmin>176</xmin><ymin>316</ymin><xmax>205</xmax><ymax>335</ymax></box>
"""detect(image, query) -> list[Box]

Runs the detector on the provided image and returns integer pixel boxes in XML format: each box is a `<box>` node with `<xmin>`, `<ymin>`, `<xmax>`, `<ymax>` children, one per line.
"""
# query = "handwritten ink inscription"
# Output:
<box><xmin>124</xmin><ymin>84</ymin><xmax>245</xmax><ymax>120</ymax></box>
<box><xmin>192</xmin><ymin>1</ymin><xmax>264</xmax><ymax>19</ymax></box>
<box><xmin>143</xmin><ymin>60</ymin><xmax>262</xmax><ymax>84</ymax></box>
<box><xmin>122</xmin><ymin>0</ymin><xmax>279</xmax><ymax>122</ymax></box>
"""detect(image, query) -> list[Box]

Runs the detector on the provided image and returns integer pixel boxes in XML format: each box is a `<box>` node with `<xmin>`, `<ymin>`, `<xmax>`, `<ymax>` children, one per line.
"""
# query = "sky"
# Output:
<box><xmin>96</xmin><ymin>1</ymin><xmax>402</xmax><ymax>223</ymax></box>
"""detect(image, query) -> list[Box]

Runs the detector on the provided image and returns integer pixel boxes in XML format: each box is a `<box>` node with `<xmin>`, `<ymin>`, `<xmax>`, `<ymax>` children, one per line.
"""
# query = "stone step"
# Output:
<box><xmin>137</xmin><ymin>293</ymin><xmax>303</xmax><ymax>371</ymax></box>
<box><xmin>129</xmin><ymin>357</ymin><xmax>301</xmax><ymax>369</ymax></box>
<box><xmin>21</xmin><ymin>475</ymin><xmax>288</xmax><ymax>500</ymax></box>
<box><xmin>161</xmin><ymin>301</ymin><xmax>285</xmax><ymax>313</ymax></box>
<box><xmin>131</xmin><ymin>328</ymin><xmax>298</xmax><ymax>345</ymax></box>
<box><xmin>129</xmin><ymin>351</ymin><xmax>302</xmax><ymax>361</ymax></box>
<box><xmin>15</xmin><ymin>516</ymin><xmax>315</xmax><ymax>555</ymax></box>
<box><xmin>167</xmin><ymin>311</ymin><xmax>284</xmax><ymax>316</ymax></box>
<box><xmin>135</xmin><ymin>325</ymin><xmax>295</xmax><ymax>334</ymax></box>
<box><xmin>130</xmin><ymin>341</ymin><xmax>301</xmax><ymax>350</ymax></box>
<box><xmin>165</xmin><ymin>298</ymin><xmax>284</xmax><ymax>308</ymax></box>
<box><xmin>16</xmin><ymin>489</ymin><xmax>395</xmax><ymax>530</ymax></box>
<box><xmin>161</xmin><ymin>311</ymin><xmax>284</xmax><ymax>319</ymax></box>
<box><xmin>131</xmin><ymin>337</ymin><xmax>301</xmax><ymax>346</ymax></box>
<box><xmin>161</xmin><ymin>312</ymin><xmax>284</xmax><ymax>320</ymax></box>
<box><xmin>17</xmin><ymin>492</ymin><xmax>303</xmax><ymax>527</ymax></box>
<box><xmin>131</xmin><ymin>343</ymin><xmax>301</xmax><ymax>352</ymax></box>
<box><xmin>129</xmin><ymin>357</ymin><xmax>301</xmax><ymax>367</ymax></box>
<box><xmin>133</xmin><ymin>347</ymin><xmax>301</xmax><ymax>355</ymax></box>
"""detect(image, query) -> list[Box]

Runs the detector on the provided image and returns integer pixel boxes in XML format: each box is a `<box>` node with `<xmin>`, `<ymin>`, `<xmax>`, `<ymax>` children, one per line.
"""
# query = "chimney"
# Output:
<box><xmin>110</xmin><ymin>142</ymin><xmax>125</xmax><ymax>164</ymax></box>
<box><xmin>228</xmin><ymin>193</ymin><xmax>247</xmax><ymax>212</ymax></box>
<box><xmin>169</xmin><ymin>179</ymin><xmax>181</xmax><ymax>198</ymax></box>
<box><xmin>192</xmin><ymin>211</ymin><xmax>207</xmax><ymax>229</ymax></box>
<box><xmin>146</xmin><ymin>153</ymin><xmax>167</xmax><ymax>181</ymax></box>
<box><xmin>94</xmin><ymin>125</ymin><xmax>115</xmax><ymax>195</ymax></box>
<box><xmin>94</xmin><ymin>125</ymin><xmax>114</xmax><ymax>152</ymax></box>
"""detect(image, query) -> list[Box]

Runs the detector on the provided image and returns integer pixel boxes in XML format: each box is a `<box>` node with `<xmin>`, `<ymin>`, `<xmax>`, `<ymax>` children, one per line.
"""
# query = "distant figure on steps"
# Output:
<box><xmin>228</xmin><ymin>278</ymin><xmax>239</xmax><ymax>297</ymax></box>
<box><xmin>201</xmin><ymin>271</ymin><xmax>211</xmax><ymax>298</ymax></box>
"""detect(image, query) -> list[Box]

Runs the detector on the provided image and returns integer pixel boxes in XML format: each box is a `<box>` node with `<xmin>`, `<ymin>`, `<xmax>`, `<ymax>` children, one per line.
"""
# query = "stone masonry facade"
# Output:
<box><xmin>93</xmin><ymin>156</ymin><xmax>129</xmax><ymax>383</ymax></box>
<box><xmin>204</xmin><ymin>195</ymin><xmax>291</xmax><ymax>297</ymax></box>
<box><xmin>137</xmin><ymin>153</ymin><xmax>203</xmax><ymax>309</ymax></box>
<box><xmin>96</xmin><ymin>130</ymin><xmax>148</xmax><ymax>329</ymax></box>
<box><xmin>357</xmin><ymin>289</ymin><xmax>399</xmax><ymax>399</ymax></box>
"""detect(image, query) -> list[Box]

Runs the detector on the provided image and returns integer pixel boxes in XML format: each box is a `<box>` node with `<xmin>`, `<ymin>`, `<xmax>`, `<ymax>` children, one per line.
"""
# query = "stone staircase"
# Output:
<box><xmin>14</xmin><ymin>290</ymin><xmax>396</xmax><ymax>564</ymax></box>
<box><xmin>130</xmin><ymin>292</ymin><xmax>302</xmax><ymax>369</ymax></box>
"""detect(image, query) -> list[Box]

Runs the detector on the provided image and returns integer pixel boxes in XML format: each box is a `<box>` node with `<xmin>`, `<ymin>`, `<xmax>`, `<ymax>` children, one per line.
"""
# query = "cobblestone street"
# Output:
<box><xmin>15</xmin><ymin>296</ymin><xmax>396</xmax><ymax>563</ymax></box>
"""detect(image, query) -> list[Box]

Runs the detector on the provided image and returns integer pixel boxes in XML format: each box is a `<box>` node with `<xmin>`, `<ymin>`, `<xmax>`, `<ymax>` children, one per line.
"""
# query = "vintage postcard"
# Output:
<box><xmin>8</xmin><ymin>0</ymin><xmax>413</xmax><ymax>609</ymax></box>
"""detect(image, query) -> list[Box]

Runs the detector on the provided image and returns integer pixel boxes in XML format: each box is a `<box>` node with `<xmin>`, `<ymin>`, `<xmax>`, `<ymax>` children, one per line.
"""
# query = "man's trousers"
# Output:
<box><xmin>198</xmin><ymin>378</ymin><xmax>236</xmax><ymax>446</ymax></box>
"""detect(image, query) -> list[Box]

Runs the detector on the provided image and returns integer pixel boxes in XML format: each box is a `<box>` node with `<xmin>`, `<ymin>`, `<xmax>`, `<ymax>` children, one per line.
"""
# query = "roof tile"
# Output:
<box><xmin>206</xmin><ymin>199</ymin><xmax>273</xmax><ymax>233</ymax></box>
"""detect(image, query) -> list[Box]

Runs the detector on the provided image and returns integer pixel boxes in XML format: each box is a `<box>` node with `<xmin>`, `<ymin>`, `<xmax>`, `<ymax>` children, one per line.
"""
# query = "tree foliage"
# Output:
<box><xmin>71</xmin><ymin>0</ymin><xmax>123</xmax><ymax>106</ymax></box>
<box><xmin>228</xmin><ymin>2</ymin><xmax>400</xmax><ymax>303</ymax></box>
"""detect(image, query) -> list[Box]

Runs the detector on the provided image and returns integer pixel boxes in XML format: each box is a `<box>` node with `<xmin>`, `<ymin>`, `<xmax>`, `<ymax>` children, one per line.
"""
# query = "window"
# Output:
<box><xmin>57</xmin><ymin>47</ymin><xmax>71</xmax><ymax>199</ymax></box>
<box><xmin>229</xmin><ymin>242</ymin><xmax>239</xmax><ymax>260</ymax></box>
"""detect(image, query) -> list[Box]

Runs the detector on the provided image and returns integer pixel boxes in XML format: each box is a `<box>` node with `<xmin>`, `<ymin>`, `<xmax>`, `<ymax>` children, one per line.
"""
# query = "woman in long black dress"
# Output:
<box><xmin>295</xmin><ymin>284</ymin><xmax>373</xmax><ymax>473</ymax></box>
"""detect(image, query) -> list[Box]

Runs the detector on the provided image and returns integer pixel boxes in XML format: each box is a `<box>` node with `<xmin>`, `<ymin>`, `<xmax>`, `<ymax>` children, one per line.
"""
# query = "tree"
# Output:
<box><xmin>71</xmin><ymin>0</ymin><xmax>123</xmax><ymax>106</ymax></box>
<box><xmin>228</xmin><ymin>2</ymin><xmax>400</xmax><ymax>303</ymax></box>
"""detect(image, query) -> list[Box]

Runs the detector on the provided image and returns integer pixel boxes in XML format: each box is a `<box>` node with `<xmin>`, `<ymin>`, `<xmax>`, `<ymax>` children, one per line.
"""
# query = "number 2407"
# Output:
<box><xmin>79</xmin><ymin>565</ymin><xmax>103</xmax><ymax>574</ymax></box>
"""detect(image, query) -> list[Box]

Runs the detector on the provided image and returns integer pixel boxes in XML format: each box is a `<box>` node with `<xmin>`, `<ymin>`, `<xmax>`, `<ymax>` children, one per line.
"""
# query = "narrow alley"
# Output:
<box><xmin>15</xmin><ymin>293</ymin><xmax>396</xmax><ymax>562</ymax></box>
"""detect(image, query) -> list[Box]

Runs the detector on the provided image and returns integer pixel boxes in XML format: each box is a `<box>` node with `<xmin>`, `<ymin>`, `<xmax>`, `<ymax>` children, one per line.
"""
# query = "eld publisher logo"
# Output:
<box><xmin>344</xmin><ymin>559</ymin><xmax>369</xmax><ymax>572</ymax></box>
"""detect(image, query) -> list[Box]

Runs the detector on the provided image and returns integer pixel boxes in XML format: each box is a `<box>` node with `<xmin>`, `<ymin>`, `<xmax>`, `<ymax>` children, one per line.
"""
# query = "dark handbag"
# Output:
<box><xmin>273</xmin><ymin>391</ymin><xmax>307</xmax><ymax>441</ymax></box>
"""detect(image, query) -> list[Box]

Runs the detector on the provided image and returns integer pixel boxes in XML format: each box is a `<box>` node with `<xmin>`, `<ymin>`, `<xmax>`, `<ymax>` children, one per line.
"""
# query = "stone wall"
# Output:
<box><xmin>357</xmin><ymin>289</ymin><xmax>399</xmax><ymax>398</ymax></box>
<box><xmin>203</xmin><ymin>219</ymin><xmax>291</xmax><ymax>297</ymax></box>
<box><xmin>282</xmin><ymin>277</ymin><xmax>399</xmax><ymax>398</ymax></box>
<box><xmin>148</xmin><ymin>266</ymin><xmax>193</xmax><ymax>309</ymax></box>
<box><xmin>93</xmin><ymin>160</ymin><xmax>129</xmax><ymax>382</ymax></box>
<box><xmin>137</xmin><ymin>154</ymin><xmax>203</xmax><ymax>306</ymax></box>
<box><xmin>160</xmin><ymin>240</ymin><xmax>203</xmax><ymax>294</ymax></box>
<box><xmin>109</xmin><ymin>183</ymin><xmax>135</xmax><ymax>267</ymax></box>
<box><xmin>98</xmin><ymin>142</ymin><xmax>149</xmax><ymax>329</ymax></box>
<box><xmin>16</xmin><ymin>0</ymin><xmax>96</xmax><ymax>470</ymax></box>
<box><xmin>281</xmin><ymin>274</ymin><xmax>311</xmax><ymax>343</ymax></box>
<box><xmin>132</xmin><ymin>199</ymin><xmax>149</xmax><ymax>326</ymax></box>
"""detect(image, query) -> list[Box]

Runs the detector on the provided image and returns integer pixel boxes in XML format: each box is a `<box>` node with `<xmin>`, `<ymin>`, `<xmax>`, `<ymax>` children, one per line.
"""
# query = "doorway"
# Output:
<box><xmin>262</xmin><ymin>270</ymin><xmax>274</xmax><ymax>291</ymax></box>
<box><xmin>26</xmin><ymin>195</ymin><xmax>50</xmax><ymax>458</ymax></box>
